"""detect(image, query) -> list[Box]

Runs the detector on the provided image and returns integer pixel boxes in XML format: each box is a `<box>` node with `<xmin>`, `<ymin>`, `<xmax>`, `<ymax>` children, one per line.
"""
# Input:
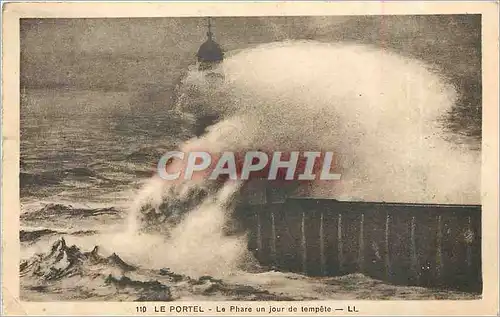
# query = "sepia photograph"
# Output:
<box><xmin>2</xmin><ymin>1</ymin><xmax>499</xmax><ymax>316</ymax></box>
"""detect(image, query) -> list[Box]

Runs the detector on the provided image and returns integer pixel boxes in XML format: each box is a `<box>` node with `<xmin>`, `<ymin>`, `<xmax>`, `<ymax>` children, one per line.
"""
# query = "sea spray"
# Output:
<box><xmin>127</xmin><ymin>120</ymin><xmax>249</xmax><ymax>234</ymax></box>
<box><xmin>117</xmin><ymin>180</ymin><xmax>253</xmax><ymax>278</ymax></box>
<box><xmin>174</xmin><ymin>40</ymin><xmax>480</xmax><ymax>204</ymax></box>
<box><xmin>158</xmin><ymin>181</ymin><xmax>253</xmax><ymax>277</ymax></box>
<box><xmin>124</xmin><ymin>40</ymin><xmax>480</xmax><ymax>278</ymax></box>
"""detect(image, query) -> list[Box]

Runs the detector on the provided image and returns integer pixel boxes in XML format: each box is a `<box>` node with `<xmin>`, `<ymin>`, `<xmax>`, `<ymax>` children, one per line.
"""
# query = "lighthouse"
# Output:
<box><xmin>196</xmin><ymin>17</ymin><xmax>224</xmax><ymax>71</ymax></box>
<box><xmin>186</xmin><ymin>17</ymin><xmax>225</xmax><ymax>136</ymax></box>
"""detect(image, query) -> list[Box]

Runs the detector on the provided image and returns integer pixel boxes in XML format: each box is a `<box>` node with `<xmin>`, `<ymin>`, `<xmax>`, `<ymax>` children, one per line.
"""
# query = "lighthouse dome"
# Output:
<box><xmin>196</xmin><ymin>34</ymin><xmax>224</xmax><ymax>63</ymax></box>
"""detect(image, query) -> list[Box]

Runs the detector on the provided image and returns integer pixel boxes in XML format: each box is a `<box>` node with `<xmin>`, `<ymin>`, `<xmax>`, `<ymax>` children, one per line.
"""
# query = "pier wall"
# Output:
<box><xmin>235</xmin><ymin>198</ymin><xmax>482</xmax><ymax>293</ymax></box>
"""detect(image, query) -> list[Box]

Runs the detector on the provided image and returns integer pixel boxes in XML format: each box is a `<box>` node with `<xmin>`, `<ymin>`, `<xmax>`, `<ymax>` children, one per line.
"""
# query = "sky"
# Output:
<box><xmin>20</xmin><ymin>15</ymin><xmax>482</xmax><ymax>138</ymax></box>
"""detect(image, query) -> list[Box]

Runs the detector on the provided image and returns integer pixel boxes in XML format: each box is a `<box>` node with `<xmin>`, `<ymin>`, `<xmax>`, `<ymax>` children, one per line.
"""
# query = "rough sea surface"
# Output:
<box><xmin>20</xmin><ymin>17</ymin><xmax>482</xmax><ymax>301</ymax></box>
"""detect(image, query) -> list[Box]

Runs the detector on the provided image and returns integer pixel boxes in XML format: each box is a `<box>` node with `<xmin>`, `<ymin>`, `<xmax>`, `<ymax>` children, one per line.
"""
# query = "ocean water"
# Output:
<box><xmin>19</xmin><ymin>41</ymin><xmax>481</xmax><ymax>301</ymax></box>
<box><xmin>20</xmin><ymin>88</ymin><xmax>191</xmax><ymax>202</ymax></box>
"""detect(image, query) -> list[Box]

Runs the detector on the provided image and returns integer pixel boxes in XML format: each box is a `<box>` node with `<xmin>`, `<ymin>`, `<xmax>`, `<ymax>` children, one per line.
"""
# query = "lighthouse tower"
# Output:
<box><xmin>196</xmin><ymin>17</ymin><xmax>224</xmax><ymax>71</ymax></box>
<box><xmin>189</xmin><ymin>17</ymin><xmax>224</xmax><ymax>136</ymax></box>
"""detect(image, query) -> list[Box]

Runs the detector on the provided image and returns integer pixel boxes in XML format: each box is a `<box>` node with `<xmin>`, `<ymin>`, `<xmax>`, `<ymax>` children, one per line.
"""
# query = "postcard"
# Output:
<box><xmin>2</xmin><ymin>1</ymin><xmax>499</xmax><ymax>316</ymax></box>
